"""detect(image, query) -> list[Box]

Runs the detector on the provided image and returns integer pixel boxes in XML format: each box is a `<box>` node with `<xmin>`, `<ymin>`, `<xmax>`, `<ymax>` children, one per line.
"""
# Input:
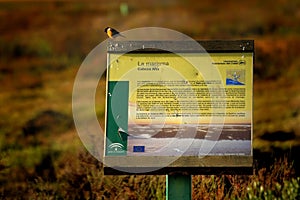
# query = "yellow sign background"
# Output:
<box><xmin>107</xmin><ymin>53</ymin><xmax>253</xmax><ymax>125</ymax></box>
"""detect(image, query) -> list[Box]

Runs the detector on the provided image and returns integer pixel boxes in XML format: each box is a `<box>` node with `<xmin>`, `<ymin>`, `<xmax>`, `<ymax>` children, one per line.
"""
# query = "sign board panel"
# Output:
<box><xmin>104</xmin><ymin>40</ymin><xmax>253</xmax><ymax>174</ymax></box>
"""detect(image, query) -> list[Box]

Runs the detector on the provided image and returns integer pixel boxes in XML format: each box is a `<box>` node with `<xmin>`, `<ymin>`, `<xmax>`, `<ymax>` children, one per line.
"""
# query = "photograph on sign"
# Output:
<box><xmin>104</xmin><ymin>41</ymin><xmax>253</xmax><ymax>173</ymax></box>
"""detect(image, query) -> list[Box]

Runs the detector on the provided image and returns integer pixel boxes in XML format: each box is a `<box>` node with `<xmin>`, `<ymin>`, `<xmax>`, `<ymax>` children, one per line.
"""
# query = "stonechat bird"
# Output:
<box><xmin>104</xmin><ymin>27</ymin><xmax>125</xmax><ymax>38</ymax></box>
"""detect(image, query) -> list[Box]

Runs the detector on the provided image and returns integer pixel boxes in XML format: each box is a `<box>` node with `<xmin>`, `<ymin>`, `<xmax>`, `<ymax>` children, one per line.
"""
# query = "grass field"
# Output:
<box><xmin>1</xmin><ymin>0</ymin><xmax>300</xmax><ymax>198</ymax></box>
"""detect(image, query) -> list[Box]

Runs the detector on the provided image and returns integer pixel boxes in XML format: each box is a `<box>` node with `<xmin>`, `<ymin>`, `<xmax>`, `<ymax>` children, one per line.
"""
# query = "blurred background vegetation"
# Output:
<box><xmin>0</xmin><ymin>0</ymin><xmax>300</xmax><ymax>199</ymax></box>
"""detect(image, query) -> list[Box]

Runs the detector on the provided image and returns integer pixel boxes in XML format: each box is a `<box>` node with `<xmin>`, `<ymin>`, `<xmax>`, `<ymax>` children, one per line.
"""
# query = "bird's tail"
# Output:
<box><xmin>118</xmin><ymin>33</ymin><xmax>126</xmax><ymax>38</ymax></box>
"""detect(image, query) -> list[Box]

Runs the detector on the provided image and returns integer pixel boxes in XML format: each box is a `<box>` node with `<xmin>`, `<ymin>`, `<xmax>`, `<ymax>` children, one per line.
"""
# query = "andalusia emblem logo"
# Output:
<box><xmin>108</xmin><ymin>143</ymin><xmax>125</xmax><ymax>153</ymax></box>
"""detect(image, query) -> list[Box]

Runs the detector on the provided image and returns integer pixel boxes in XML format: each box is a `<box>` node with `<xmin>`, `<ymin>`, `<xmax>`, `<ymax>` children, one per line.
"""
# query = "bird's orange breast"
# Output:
<box><xmin>107</xmin><ymin>30</ymin><xmax>113</xmax><ymax>38</ymax></box>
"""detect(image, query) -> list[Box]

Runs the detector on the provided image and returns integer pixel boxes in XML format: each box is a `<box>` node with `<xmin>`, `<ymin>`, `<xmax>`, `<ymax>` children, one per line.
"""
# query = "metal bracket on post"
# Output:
<box><xmin>166</xmin><ymin>174</ymin><xmax>192</xmax><ymax>200</ymax></box>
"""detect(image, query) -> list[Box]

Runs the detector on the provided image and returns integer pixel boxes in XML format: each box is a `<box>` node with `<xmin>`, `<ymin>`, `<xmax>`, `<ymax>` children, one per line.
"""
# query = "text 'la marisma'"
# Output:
<box><xmin>137</xmin><ymin>61</ymin><xmax>169</xmax><ymax>71</ymax></box>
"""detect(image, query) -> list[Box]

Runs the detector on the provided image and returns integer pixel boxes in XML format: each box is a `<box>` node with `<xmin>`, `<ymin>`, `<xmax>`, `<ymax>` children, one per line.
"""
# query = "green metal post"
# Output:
<box><xmin>166</xmin><ymin>175</ymin><xmax>192</xmax><ymax>200</ymax></box>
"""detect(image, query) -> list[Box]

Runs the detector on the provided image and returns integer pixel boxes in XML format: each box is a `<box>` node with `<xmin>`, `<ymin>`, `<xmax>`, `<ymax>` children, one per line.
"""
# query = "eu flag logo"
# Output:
<box><xmin>133</xmin><ymin>146</ymin><xmax>145</xmax><ymax>152</ymax></box>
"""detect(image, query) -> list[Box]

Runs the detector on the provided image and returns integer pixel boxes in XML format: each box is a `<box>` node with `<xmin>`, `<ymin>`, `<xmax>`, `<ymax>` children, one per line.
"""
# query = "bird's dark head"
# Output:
<box><xmin>104</xmin><ymin>27</ymin><xmax>110</xmax><ymax>33</ymax></box>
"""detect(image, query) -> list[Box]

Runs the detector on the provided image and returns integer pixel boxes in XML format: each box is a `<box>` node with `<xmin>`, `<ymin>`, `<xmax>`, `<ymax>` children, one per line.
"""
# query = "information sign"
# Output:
<box><xmin>104</xmin><ymin>40</ymin><xmax>253</xmax><ymax>174</ymax></box>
